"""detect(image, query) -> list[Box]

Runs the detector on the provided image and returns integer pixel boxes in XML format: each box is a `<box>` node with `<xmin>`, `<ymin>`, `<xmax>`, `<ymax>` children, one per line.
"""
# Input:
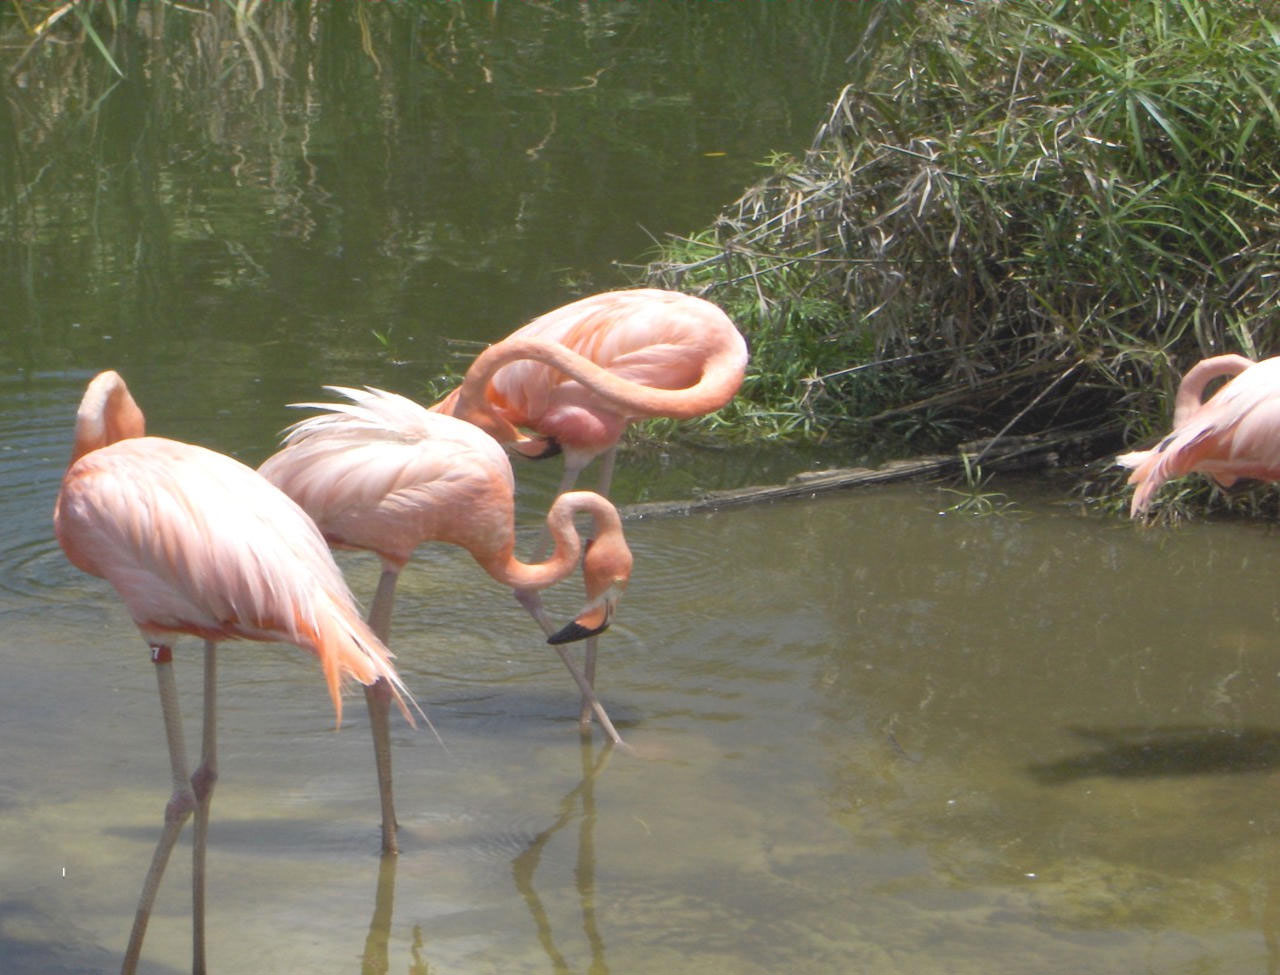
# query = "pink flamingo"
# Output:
<box><xmin>53</xmin><ymin>371</ymin><xmax>417</xmax><ymax>975</ymax></box>
<box><xmin>1117</xmin><ymin>354</ymin><xmax>1280</xmax><ymax>516</ymax></box>
<box><xmin>258</xmin><ymin>386</ymin><xmax>634</xmax><ymax>853</ymax></box>
<box><xmin>431</xmin><ymin>288</ymin><xmax>749</xmax><ymax>499</ymax></box>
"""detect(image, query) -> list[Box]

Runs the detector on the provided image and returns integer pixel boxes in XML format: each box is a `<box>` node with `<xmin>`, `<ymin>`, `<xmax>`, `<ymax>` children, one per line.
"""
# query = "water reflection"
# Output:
<box><xmin>15</xmin><ymin>478</ymin><xmax>1280</xmax><ymax>971</ymax></box>
<box><xmin>361</xmin><ymin>854</ymin><xmax>431</xmax><ymax>975</ymax></box>
<box><xmin>357</xmin><ymin>737</ymin><xmax>615</xmax><ymax>975</ymax></box>
<box><xmin>3</xmin><ymin>3</ymin><xmax>872</xmax><ymax>396</ymax></box>
<box><xmin>513</xmin><ymin>739</ymin><xmax>614</xmax><ymax>975</ymax></box>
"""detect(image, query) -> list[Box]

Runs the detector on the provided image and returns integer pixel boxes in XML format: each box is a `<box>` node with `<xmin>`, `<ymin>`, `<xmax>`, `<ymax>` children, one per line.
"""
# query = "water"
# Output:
<box><xmin>10</xmin><ymin>479</ymin><xmax>1280</xmax><ymax>973</ymax></box>
<box><xmin>5</xmin><ymin>5</ymin><xmax>1280</xmax><ymax>974</ymax></box>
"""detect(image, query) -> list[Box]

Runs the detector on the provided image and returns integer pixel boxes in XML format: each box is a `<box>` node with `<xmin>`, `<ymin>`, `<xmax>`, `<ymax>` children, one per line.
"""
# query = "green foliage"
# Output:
<box><xmin>647</xmin><ymin>0</ymin><xmax>1280</xmax><ymax>471</ymax></box>
<box><xmin>938</xmin><ymin>454</ymin><xmax>1022</xmax><ymax>517</ymax></box>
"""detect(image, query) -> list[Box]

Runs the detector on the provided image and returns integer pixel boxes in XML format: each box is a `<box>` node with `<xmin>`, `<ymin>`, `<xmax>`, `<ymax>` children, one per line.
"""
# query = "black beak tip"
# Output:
<box><xmin>547</xmin><ymin>619</ymin><xmax>609</xmax><ymax>645</ymax></box>
<box><xmin>515</xmin><ymin>437</ymin><xmax>562</xmax><ymax>461</ymax></box>
<box><xmin>533</xmin><ymin>438</ymin><xmax>563</xmax><ymax>460</ymax></box>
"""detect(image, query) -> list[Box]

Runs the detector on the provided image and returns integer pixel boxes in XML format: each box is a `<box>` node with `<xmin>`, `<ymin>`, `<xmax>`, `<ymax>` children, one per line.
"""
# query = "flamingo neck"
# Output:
<box><xmin>72</xmin><ymin>371</ymin><xmax>147</xmax><ymax>462</ymax></box>
<box><xmin>475</xmin><ymin>491</ymin><xmax>617</xmax><ymax>592</ymax></box>
<box><xmin>483</xmin><ymin>547</ymin><xmax>577</xmax><ymax>592</ymax></box>
<box><xmin>458</xmin><ymin>334</ymin><xmax>745</xmax><ymax>422</ymax></box>
<box><xmin>1171</xmin><ymin>354</ymin><xmax>1255</xmax><ymax>427</ymax></box>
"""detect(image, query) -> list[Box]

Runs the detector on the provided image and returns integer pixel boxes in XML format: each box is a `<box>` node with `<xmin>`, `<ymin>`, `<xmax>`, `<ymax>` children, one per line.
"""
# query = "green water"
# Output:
<box><xmin>5</xmin><ymin>6</ymin><xmax>1280</xmax><ymax>975</ymax></box>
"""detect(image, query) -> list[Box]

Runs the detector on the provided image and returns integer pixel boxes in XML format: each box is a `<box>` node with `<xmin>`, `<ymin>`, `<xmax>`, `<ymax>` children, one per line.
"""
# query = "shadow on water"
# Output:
<box><xmin>22</xmin><ymin>475</ymin><xmax>1280</xmax><ymax>972</ymax></box>
<box><xmin>1030</xmin><ymin>725</ymin><xmax>1280</xmax><ymax>783</ymax></box>
<box><xmin>0</xmin><ymin>903</ymin><xmax>149</xmax><ymax>975</ymax></box>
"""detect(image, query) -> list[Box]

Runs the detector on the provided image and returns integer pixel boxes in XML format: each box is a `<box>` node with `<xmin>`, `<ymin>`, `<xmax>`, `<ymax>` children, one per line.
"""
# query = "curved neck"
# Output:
<box><xmin>475</xmin><ymin>491</ymin><xmax>617</xmax><ymax>592</ymax></box>
<box><xmin>72</xmin><ymin>371</ymin><xmax>146</xmax><ymax>462</ymax></box>
<box><xmin>458</xmin><ymin>334</ymin><xmax>744</xmax><ymax>422</ymax></box>
<box><xmin>1172</xmin><ymin>354</ymin><xmax>1254</xmax><ymax>427</ymax></box>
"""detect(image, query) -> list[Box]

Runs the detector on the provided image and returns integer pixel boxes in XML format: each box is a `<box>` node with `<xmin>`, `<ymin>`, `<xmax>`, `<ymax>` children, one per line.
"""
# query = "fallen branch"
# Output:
<box><xmin>621</xmin><ymin>425</ymin><xmax>1116</xmax><ymax>520</ymax></box>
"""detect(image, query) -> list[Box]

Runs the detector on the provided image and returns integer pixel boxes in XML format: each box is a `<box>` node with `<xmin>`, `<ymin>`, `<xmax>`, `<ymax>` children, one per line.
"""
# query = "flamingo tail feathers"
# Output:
<box><xmin>302</xmin><ymin>599</ymin><xmax>431</xmax><ymax>735</ymax></box>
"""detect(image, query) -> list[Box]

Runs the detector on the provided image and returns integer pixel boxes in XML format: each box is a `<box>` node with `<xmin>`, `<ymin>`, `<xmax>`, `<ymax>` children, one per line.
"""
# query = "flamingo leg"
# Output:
<box><xmin>527</xmin><ymin>460</ymin><xmax>589</xmax><ymax>566</ymax></box>
<box><xmin>190</xmin><ymin>640</ymin><xmax>218</xmax><ymax>975</ymax></box>
<box><xmin>577</xmin><ymin>636</ymin><xmax>598</xmax><ymax>731</ymax></box>
<box><xmin>513</xmin><ymin>587</ymin><xmax>556</xmax><ymax>635</ymax></box>
<box><xmin>522</xmin><ymin>447</ymin><xmax>622</xmax><ymax>744</ymax></box>
<box><xmin>122</xmin><ymin>645</ymin><xmax>196</xmax><ymax>975</ymax></box>
<box><xmin>593</xmin><ymin>446</ymin><xmax>617</xmax><ymax>500</ymax></box>
<box><xmin>554</xmin><ymin>458</ymin><xmax>587</xmax><ymax>502</ymax></box>
<box><xmin>365</xmin><ymin>680</ymin><xmax>398</xmax><ymax>855</ymax></box>
<box><xmin>365</xmin><ymin>568</ymin><xmax>401</xmax><ymax>855</ymax></box>
<box><xmin>571</xmin><ymin>446</ymin><xmax>615</xmax><ymax>730</ymax></box>
<box><xmin>513</xmin><ymin>590</ymin><xmax>623</xmax><ymax>745</ymax></box>
<box><xmin>366</xmin><ymin>566</ymin><xmax>399</xmax><ymax>644</ymax></box>
<box><xmin>549</xmin><ymin>640</ymin><xmax>627</xmax><ymax>750</ymax></box>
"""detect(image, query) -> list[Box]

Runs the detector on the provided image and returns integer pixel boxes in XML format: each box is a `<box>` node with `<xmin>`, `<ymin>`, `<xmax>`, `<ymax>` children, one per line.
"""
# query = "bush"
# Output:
<box><xmin>647</xmin><ymin>0</ymin><xmax>1280</xmax><ymax>465</ymax></box>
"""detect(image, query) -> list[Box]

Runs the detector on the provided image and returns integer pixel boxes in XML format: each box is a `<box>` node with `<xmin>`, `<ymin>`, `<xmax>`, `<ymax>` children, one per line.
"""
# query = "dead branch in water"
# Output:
<box><xmin>622</xmin><ymin>424</ymin><xmax>1116</xmax><ymax>520</ymax></box>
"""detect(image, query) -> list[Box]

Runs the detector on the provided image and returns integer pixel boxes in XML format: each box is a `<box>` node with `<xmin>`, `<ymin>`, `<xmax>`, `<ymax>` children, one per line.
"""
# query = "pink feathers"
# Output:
<box><xmin>1119</xmin><ymin>356</ymin><xmax>1280</xmax><ymax>516</ymax></box>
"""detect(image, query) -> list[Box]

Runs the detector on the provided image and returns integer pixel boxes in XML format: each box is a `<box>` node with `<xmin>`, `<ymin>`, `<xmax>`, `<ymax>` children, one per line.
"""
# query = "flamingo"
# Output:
<box><xmin>431</xmin><ymin>288</ymin><xmax>746</xmax><ymax>726</ymax></box>
<box><xmin>257</xmin><ymin>386</ymin><xmax>634</xmax><ymax>853</ymax></box>
<box><xmin>1117</xmin><ymin>354</ymin><xmax>1280</xmax><ymax>516</ymax></box>
<box><xmin>430</xmin><ymin>288</ymin><xmax>749</xmax><ymax>499</ymax></box>
<box><xmin>53</xmin><ymin>371</ymin><xmax>418</xmax><ymax>975</ymax></box>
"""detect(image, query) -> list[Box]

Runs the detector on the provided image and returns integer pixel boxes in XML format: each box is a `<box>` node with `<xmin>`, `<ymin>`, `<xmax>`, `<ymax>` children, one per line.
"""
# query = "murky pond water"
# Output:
<box><xmin>9</xmin><ymin>458</ymin><xmax>1280</xmax><ymax>974</ymax></box>
<box><xmin>5</xmin><ymin>5</ymin><xmax>1280</xmax><ymax>975</ymax></box>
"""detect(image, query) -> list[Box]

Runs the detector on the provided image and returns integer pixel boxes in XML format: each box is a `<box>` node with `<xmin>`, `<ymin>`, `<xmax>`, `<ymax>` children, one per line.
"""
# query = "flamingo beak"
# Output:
<box><xmin>547</xmin><ymin>618</ymin><xmax>605</xmax><ymax>645</ymax></box>
<box><xmin>512</xmin><ymin>436</ymin><xmax>561</xmax><ymax>461</ymax></box>
<box><xmin>546</xmin><ymin>586</ymin><xmax>620</xmax><ymax>645</ymax></box>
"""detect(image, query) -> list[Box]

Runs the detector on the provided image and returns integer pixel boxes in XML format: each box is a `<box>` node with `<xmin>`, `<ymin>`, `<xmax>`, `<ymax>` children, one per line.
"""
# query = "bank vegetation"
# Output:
<box><xmin>645</xmin><ymin>0</ymin><xmax>1280</xmax><ymax>510</ymax></box>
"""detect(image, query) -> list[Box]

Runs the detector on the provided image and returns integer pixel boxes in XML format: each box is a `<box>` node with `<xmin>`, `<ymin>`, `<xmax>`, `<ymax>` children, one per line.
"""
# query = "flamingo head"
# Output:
<box><xmin>547</xmin><ymin>533</ymin><xmax>632</xmax><ymax>645</ymax></box>
<box><xmin>432</xmin><ymin>384</ymin><xmax>547</xmax><ymax>453</ymax></box>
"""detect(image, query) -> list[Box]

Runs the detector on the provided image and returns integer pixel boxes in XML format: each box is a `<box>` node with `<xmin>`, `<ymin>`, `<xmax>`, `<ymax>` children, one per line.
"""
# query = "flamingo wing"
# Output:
<box><xmin>493</xmin><ymin>291</ymin><xmax>732</xmax><ymax>407</ymax></box>
<box><xmin>58</xmin><ymin>437</ymin><xmax>352</xmax><ymax>640</ymax></box>
<box><xmin>259</xmin><ymin>386</ymin><xmax>516</xmax><ymax>566</ymax></box>
<box><xmin>56</xmin><ymin>435</ymin><xmax>417</xmax><ymax>725</ymax></box>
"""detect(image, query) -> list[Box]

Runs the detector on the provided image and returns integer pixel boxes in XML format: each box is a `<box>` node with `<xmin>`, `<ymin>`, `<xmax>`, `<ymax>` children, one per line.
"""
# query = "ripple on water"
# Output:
<box><xmin>0</xmin><ymin>372</ymin><xmax>94</xmax><ymax>606</ymax></box>
<box><xmin>504</xmin><ymin>484</ymin><xmax>740</xmax><ymax>605</ymax></box>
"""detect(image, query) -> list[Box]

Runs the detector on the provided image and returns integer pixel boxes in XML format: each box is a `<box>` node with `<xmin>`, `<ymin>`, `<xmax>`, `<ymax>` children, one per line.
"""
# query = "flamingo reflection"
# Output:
<box><xmin>513</xmin><ymin>739</ymin><xmax>615</xmax><ymax>974</ymax></box>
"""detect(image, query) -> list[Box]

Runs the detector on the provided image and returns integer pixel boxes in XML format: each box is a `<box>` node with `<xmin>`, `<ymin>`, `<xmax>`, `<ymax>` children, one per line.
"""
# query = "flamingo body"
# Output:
<box><xmin>61</xmin><ymin>438</ymin><xmax>364</xmax><ymax>669</ymax></box>
<box><xmin>1118</xmin><ymin>355</ymin><xmax>1280</xmax><ymax>516</ymax></box>
<box><xmin>54</xmin><ymin>375</ymin><xmax>411</xmax><ymax>722</ymax></box>
<box><xmin>432</xmin><ymin>288</ymin><xmax>748</xmax><ymax>477</ymax></box>
<box><xmin>260</xmin><ymin>388</ymin><xmax>518</xmax><ymax>572</ymax></box>
<box><xmin>259</xmin><ymin>386</ymin><xmax>634</xmax><ymax>851</ymax></box>
<box><xmin>258</xmin><ymin>386</ymin><xmax>632</xmax><ymax>618</ymax></box>
<box><xmin>429</xmin><ymin>288</ymin><xmax>742</xmax><ymax>740</ymax></box>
